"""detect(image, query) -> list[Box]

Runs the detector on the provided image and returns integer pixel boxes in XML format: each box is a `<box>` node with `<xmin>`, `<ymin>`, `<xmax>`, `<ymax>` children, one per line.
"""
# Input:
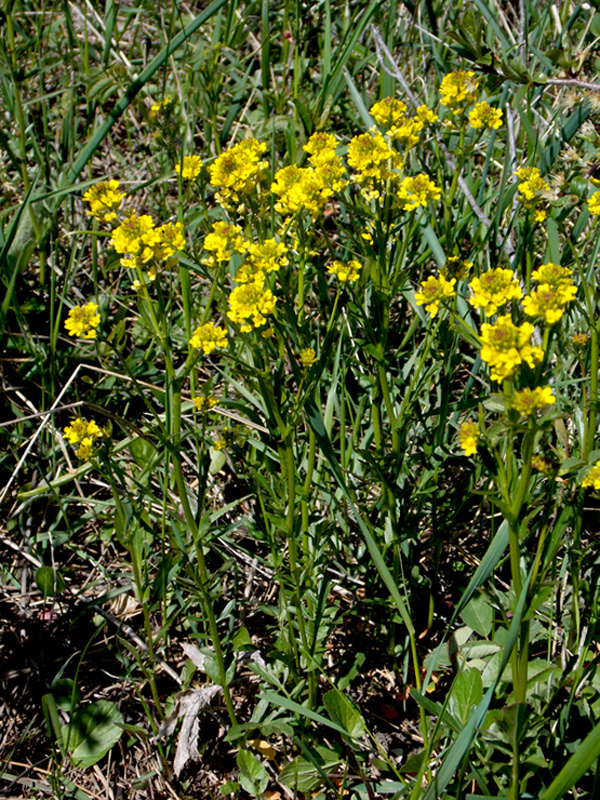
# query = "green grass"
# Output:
<box><xmin>3</xmin><ymin>0</ymin><xmax>600</xmax><ymax>798</ymax></box>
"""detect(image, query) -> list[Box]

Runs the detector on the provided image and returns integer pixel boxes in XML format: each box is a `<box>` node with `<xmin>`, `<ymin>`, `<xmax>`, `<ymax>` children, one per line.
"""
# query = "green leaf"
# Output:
<box><xmin>62</xmin><ymin>701</ymin><xmax>123</xmax><ymax>768</ymax></box>
<box><xmin>237</xmin><ymin>749</ymin><xmax>269</xmax><ymax>796</ymax></box>
<box><xmin>539</xmin><ymin>718</ymin><xmax>600</xmax><ymax>800</ymax></box>
<box><xmin>459</xmin><ymin>594</ymin><xmax>493</xmax><ymax>637</ymax></box>
<box><xmin>322</xmin><ymin>689</ymin><xmax>366</xmax><ymax>740</ymax></box>
<box><xmin>35</xmin><ymin>566</ymin><xmax>66</xmax><ymax>597</ymax></box>
<box><xmin>278</xmin><ymin>746</ymin><xmax>342</xmax><ymax>792</ymax></box>
<box><xmin>449</xmin><ymin>668</ymin><xmax>483</xmax><ymax>726</ymax></box>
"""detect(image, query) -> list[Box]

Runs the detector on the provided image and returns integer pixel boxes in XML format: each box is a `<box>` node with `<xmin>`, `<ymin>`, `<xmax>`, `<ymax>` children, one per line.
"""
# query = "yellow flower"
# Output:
<box><xmin>459</xmin><ymin>420</ymin><xmax>480</xmax><ymax>456</ymax></box>
<box><xmin>347</xmin><ymin>132</ymin><xmax>403</xmax><ymax>196</ymax></box>
<box><xmin>531</xmin><ymin>262</ymin><xmax>572</xmax><ymax>286</ymax></box>
<box><xmin>415</xmin><ymin>274</ymin><xmax>456</xmax><ymax>316</ymax></box>
<box><xmin>582</xmin><ymin>462</ymin><xmax>600</xmax><ymax>490</ymax></box>
<box><xmin>532</xmin><ymin>454</ymin><xmax>554</xmax><ymax>474</ymax></box>
<box><xmin>415</xmin><ymin>105</ymin><xmax>438</xmax><ymax>125</ymax></box>
<box><xmin>397</xmin><ymin>174</ymin><xmax>441</xmax><ymax>211</ymax></box>
<box><xmin>193</xmin><ymin>395</ymin><xmax>218</xmax><ymax>412</ymax></box>
<box><xmin>370</xmin><ymin>98</ymin><xmax>408</xmax><ymax>128</ymax></box>
<box><xmin>154</xmin><ymin>221</ymin><xmax>186</xmax><ymax>261</ymax></box>
<box><xmin>111</xmin><ymin>213</ymin><xmax>158</xmax><ymax>265</ymax></box>
<box><xmin>64</xmin><ymin>302</ymin><xmax>101</xmax><ymax>339</ymax></box>
<box><xmin>228</xmin><ymin>282</ymin><xmax>276</xmax><ymax>332</ymax></box>
<box><xmin>511</xmin><ymin>386</ymin><xmax>555</xmax><ymax>415</ymax></box>
<box><xmin>441</xmin><ymin>256</ymin><xmax>472</xmax><ymax>281</ymax></box>
<box><xmin>150</xmin><ymin>95</ymin><xmax>175</xmax><ymax>121</ymax></box>
<box><xmin>213</xmin><ymin>434</ymin><xmax>228</xmax><ymax>451</ymax></box>
<box><xmin>271</xmin><ymin>165</ymin><xmax>332</xmax><ymax>218</ymax></box>
<box><xmin>480</xmin><ymin>315</ymin><xmax>544</xmax><ymax>382</ymax></box>
<box><xmin>209</xmin><ymin>138</ymin><xmax>268</xmax><ymax>207</ymax></box>
<box><xmin>300</xmin><ymin>348</ymin><xmax>317</xmax><ymax>367</ymax></box>
<box><xmin>235</xmin><ymin>239</ymin><xmax>289</xmax><ymax>283</ymax></box>
<box><xmin>64</xmin><ymin>417</ymin><xmax>104</xmax><ymax>459</ymax></box>
<box><xmin>189</xmin><ymin>322</ymin><xmax>228</xmax><ymax>355</ymax></box>
<box><xmin>572</xmin><ymin>332</ymin><xmax>589</xmax><ymax>352</ymax></box>
<box><xmin>202</xmin><ymin>221</ymin><xmax>249</xmax><ymax>266</ymax></box>
<box><xmin>588</xmin><ymin>191</ymin><xmax>600</xmax><ymax>215</ymax></box>
<box><xmin>327</xmin><ymin>259</ymin><xmax>362</xmax><ymax>283</ymax></box>
<box><xmin>522</xmin><ymin>283</ymin><xmax>577</xmax><ymax>324</ymax></box>
<box><xmin>440</xmin><ymin>70</ymin><xmax>479</xmax><ymax>111</ymax></box>
<box><xmin>468</xmin><ymin>268</ymin><xmax>522</xmax><ymax>315</ymax></box>
<box><xmin>304</xmin><ymin>132</ymin><xmax>347</xmax><ymax>192</ymax></box>
<box><xmin>82</xmin><ymin>180</ymin><xmax>124</xmax><ymax>224</ymax></box>
<box><xmin>175</xmin><ymin>155</ymin><xmax>202</xmax><ymax>180</ymax></box>
<box><xmin>469</xmin><ymin>101</ymin><xmax>503</xmax><ymax>129</ymax></box>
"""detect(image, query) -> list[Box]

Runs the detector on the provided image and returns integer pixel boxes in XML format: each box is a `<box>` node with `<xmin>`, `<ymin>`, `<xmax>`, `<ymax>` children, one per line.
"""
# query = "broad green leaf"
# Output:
<box><xmin>35</xmin><ymin>566</ymin><xmax>66</xmax><ymax>597</ymax></box>
<box><xmin>322</xmin><ymin>689</ymin><xmax>366</xmax><ymax>740</ymax></box>
<box><xmin>237</xmin><ymin>749</ymin><xmax>269</xmax><ymax>796</ymax></box>
<box><xmin>278</xmin><ymin>746</ymin><xmax>341</xmax><ymax>792</ymax></box>
<box><xmin>62</xmin><ymin>700</ymin><xmax>123</xmax><ymax>768</ymax></box>
<box><xmin>460</xmin><ymin>594</ymin><xmax>493</xmax><ymax>637</ymax></box>
<box><xmin>449</xmin><ymin>668</ymin><xmax>483</xmax><ymax>727</ymax></box>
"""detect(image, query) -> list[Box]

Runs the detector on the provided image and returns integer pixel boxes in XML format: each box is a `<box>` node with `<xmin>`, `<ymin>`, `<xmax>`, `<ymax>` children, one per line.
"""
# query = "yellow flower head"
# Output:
<box><xmin>522</xmin><ymin>283</ymin><xmax>577</xmax><ymax>325</ymax></box>
<box><xmin>64</xmin><ymin>302</ymin><xmax>101</xmax><ymax>339</ymax></box>
<box><xmin>440</xmin><ymin>70</ymin><xmax>479</xmax><ymax>112</ymax></box>
<box><xmin>441</xmin><ymin>256</ymin><xmax>472</xmax><ymax>281</ymax></box>
<box><xmin>228</xmin><ymin>282</ymin><xmax>276</xmax><ymax>332</ymax></box>
<box><xmin>511</xmin><ymin>386</ymin><xmax>556</xmax><ymax>415</ymax></box>
<box><xmin>300</xmin><ymin>348</ymin><xmax>317</xmax><ymax>367</ymax></box>
<box><xmin>111</xmin><ymin>213</ymin><xmax>158</xmax><ymax>265</ymax></box>
<box><xmin>271</xmin><ymin>165</ymin><xmax>332</xmax><ymax>218</ymax></box>
<box><xmin>370</xmin><ymin>98</ymin><xmax>408</xmax><ymax>128</ymax></box>
<box><xmin>304</xmin><ymin>132</ymin><xmax>347</xmax><ymax>192</ymax></box>
<box><xmin>189</xmin><ymin>322</ymin><xmax>228</xmax><ymax>355</ymax></box>
<box><xmin>153</xmin><ymin>221</ymin><xmax>186</xmax><ymax>262</ymax></box>
<box><xmin>235</xmin><ymin>239</ymin><xmax>289</xmax><ymax>283</ymax></box>
<box><xmin>589</xmin><ymin>191</ymin><xmax>600</xmax><ymax>216</ymax></box>
<box><xmin>149</xmin><ymin>95</ymin><xmax>175</xmax><ymax>121</ymax></box>
<box><xmin>459</xmin><ymin>420</ymin><xmax>480</xmax><ymax>456</ymax></box>
<box><xmin>415</xmin><ymin>105</ymin><xmax>439</xmax><ymax>125</ymax></box>
<box><xmin>347</xmin><ymin>132</ymin><xmax>403</xmax><ymax>196</ymax></box>
<box><xmin>203</xmin><ymin>221</ymin><xmax>249</xmax><ymax>266</ymax></box>
<box><xmin>209</xmin><ymin>138</ymin><xmax>268</xmax><ymax>207</ymax></box>
<box><xmin>469</xmin><ymin>101</ymin><xmax>503</xmax><ymax>130</ymax></box>
<box><xmin>64</xmin><ymin>417</ymin><xmax>104</xmax><ymax>459</ymax></box>
<box><xmin>583</xmin><ymin>461</ymin><xmax>600</xmax><ymax>490</ymax></box>
<box><xmin>468</xmin><ymin>268</ymin><xmax>522</xmax><ymax>315</ymax></box>
<box><xmin>415</xmin><ymin>274</ymin><xmax>456</xmax><ymax>316</ymax></box>
<box><xmin>572</xmin><ymin>332</ymin><xmax>589</xmax><ymax>352</ymax></box>
<box><xmin>82</xmin><ymin>180</ymin><xmax>124</xmax><ymax>224</ymax></box>
<box><xmin>397</xmin><ymin>174</ymin><xmax>441</xmax><ymax>211</ymax></box>
<box><xmin>175</xmin><ymin>155</ymin><xmax>202</xmax><ymax>180</ymax></box>
<box><xmin>327</xmin><ymin>259</ymin><xmax>362</xmax><ymax>283</ymax></box>
<box><xmin>480</xmin><ymin>315</ymin><xmax>544</xmax><ymax>382</ymax></box>
<box><xmin>531</xmin><ymin>262</ymin><xmax>573</xmax><ymax>286</ymax></box>
<box><xmin>193</xmin><ymin>395</ymin><xmax>218</xmax><ymax>412</ymax></box>
<box><xmin>531</xmin><ymin>454</ymin><xmax>553</xmax><ymax>474</ymax></box>
<box><xmin>515</xmin><ymin>166</ymin><xmax>550</xmax><ymax>207</ymax></box>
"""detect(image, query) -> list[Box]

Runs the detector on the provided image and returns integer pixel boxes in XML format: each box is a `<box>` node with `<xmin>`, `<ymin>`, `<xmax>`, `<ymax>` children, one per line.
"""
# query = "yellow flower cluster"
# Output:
<box><xmin>397</xmin><ymin>174</ymin><xmax>442</xmax><ymax>211</ymax></box>
<box><xmin>469</xmin><ymin>101</ymin><xmax>503</xmax><ymax>130</ymax></box>
<box><xmin>415</xmin><ymin>274</ymin><xmax>456</xmax><ymax>316</ymax></box>
<box><xmin>583</xmin><ymin>462</ymin><xmax>600</xmax><ymax>490</ymax></box>
<box><xmin>228</xmin><ymin>282</ymin><xmax>276</xmax><ymax>332</ymax></box>
<box><xmin>64</xmin><ymin>302</ymin><xmax>101</xmax><ymax>339</ymax></box>
<box><xmin>304</xmin><ymin>132</ymin><xmax>347</xmax><ymax>192</ymax></box>
<box><xmin>300</xmin><ymin>348</ymin><xmax>317</xmax><ymax>367</ymax></box>
<box><xmin>235</xmin><ymin>239</ymin><xmax>289</xmax><ymax>283</ymax></box>
<box><xmin>327</xmin><ymin>259</ymin><xmax>362</xmax><ymax>283</ymax></box>
<box><xmin>193</xmin><ymin>395</ymin><xmax>218</xmax><ymax>412</ymax></box>
<box><xmin>370</xmin><ymin>98</ymin><xmax>435</xmax><ymax>148</ymax></box>
<box><xmin>459</xmin><ymin>420</ymin><xmax>480</xmax><ymax>456</ymax></box>
<box><xmin>209</xmin><ymin>138</ymin><xmax>268</xmax><ymax>208</ymax></box>
<box><xmin>468</xmin><ymin>268</ymin><xmax>522</xmax><ymax>315</ymax></box>
<box><xmin>511</xmin><ymin>386</ymin><xmax>555</xmax><ymax>415</ymax></box>
<box><xmin>515</xmin><ymin>166</ymin><xmax>550</xmax><ymax>221</ymax></box>
<box><xmin>189</xmin><ymin>322</ymin><xmax>228</xmax><ymax>355</ymax></box>
<box><xmin>149</xmin><ymin>95</ymin><xmax>175</xmax><ymax>121</ymax></box>
<box><xmin>523</xmin><ymin>262</ymin><xmax>577</xmax><ymax>325</ymax></box>
<box><xmin>442</xmin><ymin>256</ymin><xmax>472</xmax><ymax>281</ymax></box>
<box><xmin>480</xmin><ymin>315</ymin><xmax>544</xmax><ymax>382</ymax></box>
<box><xmin>588</xmin><ymin>191</ymin><xmax>600</xmax><ymax>215</ymax></box>
<box><xmin>271</xmin><ymin>164</ymin><xmax>333</xmax><ymax>218</ymax></box>
<box><xmin>175</xmin><ymin>155</ymin><xmax>202</xmax><ymax>180</ymax></box>
<box><xmin>347</xmin><ymin>131</ymin><xmax>403</xmax><ymax>199</ymax></box>
<box><xmin>440</xmin><ymin>70</ymin><xmax>479</xmax><ymax>112</ymax></box>
<box><xmin>202</xmin><ymin>221</ymin><xmax>249</xmax><ymax>266</ymax></box>
<box><xmin>111</xmin><ymin>214</ymin><xmax>185</xmax><ymax>272</ymax></box>
<box><xmin>83</xmin><ymin>180</ymin><xmax>124</xmax><ymax>223</ymax></box>
<box><xmin>63</xmin><ymin>417</ymin><xmax>104</xmax><ymax>460</ymax></box>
